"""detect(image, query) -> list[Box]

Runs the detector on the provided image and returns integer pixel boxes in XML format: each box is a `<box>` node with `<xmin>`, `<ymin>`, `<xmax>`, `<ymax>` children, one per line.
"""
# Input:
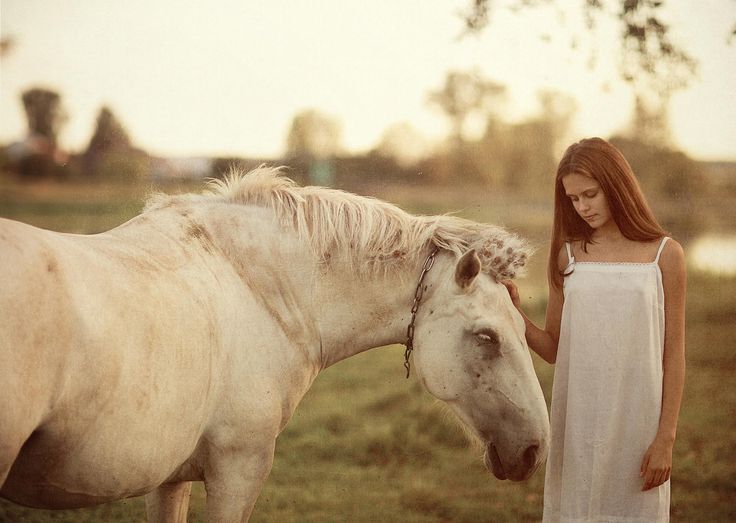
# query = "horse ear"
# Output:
<box><xmin>455</xmin><ymin>249</ymin><xmax>481</xmax><ymax>289</ymax></box>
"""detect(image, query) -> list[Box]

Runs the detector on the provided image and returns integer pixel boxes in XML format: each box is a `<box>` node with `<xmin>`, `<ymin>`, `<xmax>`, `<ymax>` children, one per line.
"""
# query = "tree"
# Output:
<box><xmin>21</xmin><ymin>88</ymin><xmax>66</xmax><ymax>143</ymax></box>
<box><xmin>460</xmin><ymin>0</ymin><xmax>703</xmax><ymax>141</ymax></box>
<box><xmin>285</xmin><ymin>109</ymin><xmax>342</xmax><ymax>161</ymax></box>
<box><xmin>375</xmin><ymin>122</ymin><xmax>431</xmax><ymax>167</ymax></box>
<box><xmin>427</xmin><ymin>71</ymin><xmax>507</xmax><ymax>182</ymax></box>
<box><xmin>83</xmin><ymin>106</ymin><xmax>146</xmax><ymax>179</ymax></box>
<box><xmin>427</xmin><ymin>70</ymin><xmax>506</xmax><ymax>148</ymax></box>
<box><xmin>85</xmin><ymin>106</ymin><xmax>132</xmax><ymax>157</ymax></box>
<box><xmin>12</xmin><ymin>88</ymin><xmax>68</xmax><ymax>177</ymax></box>
<box><xmin>461</xmin><ymin>1</ymin><xmax>698</xmax><ymax>89</ymax></box>
<box><xmin>481</xmin><ymin>90</ymin><xmax>576</xmax><ymax>192</ymax></box>
<box><xmin>626</xmin><ymin>94</ymin><xmax>670</xmax><ymax>146</ymax></box>
<box><xmin>609</xmin><ymin>135</ymin><xmax>705</xmax><ymax>239</ymax></box>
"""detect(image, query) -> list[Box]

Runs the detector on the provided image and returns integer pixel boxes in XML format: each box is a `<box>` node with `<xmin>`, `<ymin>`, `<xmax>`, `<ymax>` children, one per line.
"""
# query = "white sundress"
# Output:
<box><xmin>543</xmin><ymin>238</ymin><xmax>671</xmax><ymax>523</ymax></box>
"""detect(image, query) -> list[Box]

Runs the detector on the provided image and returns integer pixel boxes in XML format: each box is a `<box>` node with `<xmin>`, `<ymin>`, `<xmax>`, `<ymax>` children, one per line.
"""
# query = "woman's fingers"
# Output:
<box><xmin>642</xmin><ymin>463</ymin><xmax>671</xmax><ymax>490</ymax></box>
<box><xmin>500</xmin><ymin>280</ymin><xmax>520</xmax><ymax>307</ymax></box>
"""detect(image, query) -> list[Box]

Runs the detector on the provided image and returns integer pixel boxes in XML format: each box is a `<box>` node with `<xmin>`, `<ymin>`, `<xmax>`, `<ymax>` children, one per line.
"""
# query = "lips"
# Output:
<box><xmin>582</xmin><ymin>214</ymin><xmax>597</xmax><ymax>221</ymax></box>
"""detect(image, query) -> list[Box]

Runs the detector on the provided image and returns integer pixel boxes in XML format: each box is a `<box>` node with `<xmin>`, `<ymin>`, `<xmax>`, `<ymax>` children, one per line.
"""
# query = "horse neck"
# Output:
<box><xmin>198</xmin><ymin>203</ymin><xmax>430</xmax><ymax>369</ymax></box>
<box><xmin>312</xmin><ymin>259</ymin><xmax>425</xmax><ymax>368</ymax></box>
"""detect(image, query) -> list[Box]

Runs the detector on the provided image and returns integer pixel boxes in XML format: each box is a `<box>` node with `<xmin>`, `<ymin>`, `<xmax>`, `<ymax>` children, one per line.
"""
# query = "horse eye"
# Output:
<box><xmin>474</xmin><ymin>330</ymin><xmax>500</xmax><ymax>346</ymax></box>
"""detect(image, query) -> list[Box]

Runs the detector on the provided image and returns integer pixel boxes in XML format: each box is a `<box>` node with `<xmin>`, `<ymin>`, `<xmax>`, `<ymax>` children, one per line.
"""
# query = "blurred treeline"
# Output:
<box><xmin>2</xmin><ymin>71</ymin><xmax>734</xmax><ymax>242</ymax></box>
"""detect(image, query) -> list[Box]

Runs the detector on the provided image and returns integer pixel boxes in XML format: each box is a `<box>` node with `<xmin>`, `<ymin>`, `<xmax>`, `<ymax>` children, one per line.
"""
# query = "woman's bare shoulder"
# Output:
<box><xmin>659</xmin><ymin>238</ymin><xmax>686</xmax><ymax>274</ymax></box>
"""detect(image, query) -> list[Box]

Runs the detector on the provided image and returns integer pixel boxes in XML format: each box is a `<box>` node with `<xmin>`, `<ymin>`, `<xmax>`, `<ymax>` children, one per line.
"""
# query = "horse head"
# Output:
<box><xmin>412</xmin><ymin>248</ymin><xmax>549</xmax><ymax>481</ymax></box>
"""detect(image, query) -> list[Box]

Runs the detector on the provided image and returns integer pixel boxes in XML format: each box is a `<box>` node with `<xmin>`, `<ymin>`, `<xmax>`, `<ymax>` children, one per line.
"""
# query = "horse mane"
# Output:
<box><xmin>144</xmin><ymin>166</ymin><xmax>531</xmax><ymax>280</ymax></box>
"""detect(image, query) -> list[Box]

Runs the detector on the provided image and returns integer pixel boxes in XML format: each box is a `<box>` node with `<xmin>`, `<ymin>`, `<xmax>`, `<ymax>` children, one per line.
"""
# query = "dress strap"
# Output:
<box><xmin>563</xmin><ymin>242</ymin><xmax>575</xmax><ymax>275</ymax></box>
<box><xmin>654</xmin><ymin>237</ymin><xmax>670</xmax><ymax>263</ymax></box>
<box><xmin>565</xmin><ymin>242</ymin><xmax>574</xmax><ymax>263</ymax></box>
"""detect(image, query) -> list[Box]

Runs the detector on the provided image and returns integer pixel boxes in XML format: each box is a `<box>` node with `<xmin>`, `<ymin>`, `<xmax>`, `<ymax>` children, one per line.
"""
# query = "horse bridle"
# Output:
<box><xmin>403</xmin><ymin>247</ymin><xmax>440</xmax><ymax>378</ymax></box>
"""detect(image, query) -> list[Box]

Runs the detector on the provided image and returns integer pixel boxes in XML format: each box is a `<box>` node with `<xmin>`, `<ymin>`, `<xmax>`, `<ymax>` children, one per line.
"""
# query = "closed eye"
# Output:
<box><xmin>568</xmin><ymin>190</ymin><xmax>598</xmax><ymax>201</ymax></box>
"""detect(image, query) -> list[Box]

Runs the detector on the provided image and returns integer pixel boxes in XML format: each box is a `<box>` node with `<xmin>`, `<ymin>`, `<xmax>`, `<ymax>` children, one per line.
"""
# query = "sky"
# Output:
<box><xmin>1</xmin><ymin>0</ymin><xmax>735</xmax><ymax>161</ymax></box>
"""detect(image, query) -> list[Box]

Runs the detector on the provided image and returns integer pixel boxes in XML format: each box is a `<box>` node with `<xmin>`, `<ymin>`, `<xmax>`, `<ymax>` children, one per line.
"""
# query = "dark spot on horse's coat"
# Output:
<box><xmin>43</xmin><ymin>250</ymin><xmax>58</xmax><ymax>274</ymax></box>
<box><xmin>185</xmin><ymin>221</ymin><xmax>214</xmax><ymax>254</ymax></box>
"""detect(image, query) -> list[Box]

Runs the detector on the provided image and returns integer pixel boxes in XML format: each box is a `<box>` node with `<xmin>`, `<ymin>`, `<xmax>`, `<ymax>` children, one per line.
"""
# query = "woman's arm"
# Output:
<box><xmin>641</xmin><ymin>239</ymin><xmax>687</xmax><ymax>491</ymax></box>
<box><xmin>502</xmin><ymin>246</ymin><xmax>567</xmax><ymax>364</ymax></box>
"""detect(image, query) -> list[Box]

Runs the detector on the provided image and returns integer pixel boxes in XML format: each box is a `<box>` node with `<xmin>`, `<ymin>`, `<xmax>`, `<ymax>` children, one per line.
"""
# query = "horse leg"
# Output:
<box><xmin>0</xmin><ymin>435</ymin><xmax>24</xmax><ymax>488</ymax></box>
<box><xmin>203</xmin><ymin>442</ymin><xmax>276</xmax><ymax>522</ymax></box>
<box><xmin>0</xmin><ymin>409</ymin><xmax>40</xmax><ymax>489</ymax></box>
<box><xmin>144</xmin><ymin>481</ymin><xmax>192</xmax><ymax>523</ymax></box>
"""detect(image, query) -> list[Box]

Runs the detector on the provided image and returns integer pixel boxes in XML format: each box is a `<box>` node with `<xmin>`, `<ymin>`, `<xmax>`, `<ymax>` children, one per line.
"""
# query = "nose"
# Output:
<box><xmin>486</xmin><ymin>440</ymin><xmax>546</xmax><ymax>481</ymax></box>
<box><xmin>523</xmin><ymin>443</ymin><xmax>541</xmax><ymax>472</ymax></box>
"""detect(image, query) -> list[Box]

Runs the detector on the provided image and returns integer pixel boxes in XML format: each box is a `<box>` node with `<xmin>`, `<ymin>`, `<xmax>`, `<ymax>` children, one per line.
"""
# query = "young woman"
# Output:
<box><xmin>504</xmin><ymin>137</ymin><xmax>686</xmax><ymax>522</ymax></box>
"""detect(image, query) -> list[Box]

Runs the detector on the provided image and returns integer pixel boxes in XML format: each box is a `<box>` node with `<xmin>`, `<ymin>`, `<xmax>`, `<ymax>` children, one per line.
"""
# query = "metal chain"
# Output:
<box><xmin>404</xmin><ymin>247</ymin><xmax>440</xmax><ymax>378</ymax></box>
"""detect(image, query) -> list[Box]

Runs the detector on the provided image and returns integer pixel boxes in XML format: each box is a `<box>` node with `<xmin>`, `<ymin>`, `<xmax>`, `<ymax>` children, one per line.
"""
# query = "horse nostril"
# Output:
<box><xmin>524</xmin><ymin>444</ymin><xmax>540</xmax><ymax>469</ymax></box>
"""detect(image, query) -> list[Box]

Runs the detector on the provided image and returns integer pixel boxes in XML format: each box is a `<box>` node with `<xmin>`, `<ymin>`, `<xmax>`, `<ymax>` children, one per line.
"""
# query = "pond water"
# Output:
<box><xmin>689</xmin><ymin>234</ymin><xmax>736</xmax><ymax>276</ymax></box>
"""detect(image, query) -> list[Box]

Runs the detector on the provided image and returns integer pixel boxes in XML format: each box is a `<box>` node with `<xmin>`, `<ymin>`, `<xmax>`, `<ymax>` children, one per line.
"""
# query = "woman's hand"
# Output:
<box><xmin>640</xmin><ymin>436</ymin><xmax>674</xmax><ymax>490</ymax></box>
<box><xmin>501</xmin><ymin>280</ymin><xmax>521</xmax><ymax>310</ymax></box>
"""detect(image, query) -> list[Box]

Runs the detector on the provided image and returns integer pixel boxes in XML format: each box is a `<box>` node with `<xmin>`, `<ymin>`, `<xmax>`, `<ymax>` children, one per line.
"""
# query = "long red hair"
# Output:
<box><xmin>548</xmin><ymin>137</ymin><xmax>666</xmax><ymax>289</ymax></box>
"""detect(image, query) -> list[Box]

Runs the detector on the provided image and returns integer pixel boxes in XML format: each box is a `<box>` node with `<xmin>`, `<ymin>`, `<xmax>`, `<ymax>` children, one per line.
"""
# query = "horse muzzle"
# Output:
<box><xmin>484</xmin><ymin>441</ymin><xmax>544</xmax><ymax>481</ymax></box>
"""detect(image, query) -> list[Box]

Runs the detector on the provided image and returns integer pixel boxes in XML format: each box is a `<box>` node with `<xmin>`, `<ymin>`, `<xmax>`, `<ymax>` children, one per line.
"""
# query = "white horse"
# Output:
<box><xmin>0</xmin><ymin>167</ymin><xmax>549</xmax><ymax>522</ymax></box>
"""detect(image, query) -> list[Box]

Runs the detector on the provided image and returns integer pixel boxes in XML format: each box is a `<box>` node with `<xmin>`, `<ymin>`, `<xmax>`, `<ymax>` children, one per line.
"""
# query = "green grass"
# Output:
<box><xmin>0</xmin><ymin>176</ymin><xmax>734</xmax><ymax>522</ymax></box>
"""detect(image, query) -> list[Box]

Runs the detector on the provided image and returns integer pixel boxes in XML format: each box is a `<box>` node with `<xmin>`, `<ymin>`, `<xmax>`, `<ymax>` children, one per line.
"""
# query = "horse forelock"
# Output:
<box><xmin>144</xmin><ymin>166</ymin><xmax>531</xmax><ymax>280</ymax></box>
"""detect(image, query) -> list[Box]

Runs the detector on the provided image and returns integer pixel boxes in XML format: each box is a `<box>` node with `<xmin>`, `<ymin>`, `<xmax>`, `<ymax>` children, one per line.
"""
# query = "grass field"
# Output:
<box><xmin>0</xmin><ymin>176</ymin><xmax>734</xmax><ymax>522</ymax></box>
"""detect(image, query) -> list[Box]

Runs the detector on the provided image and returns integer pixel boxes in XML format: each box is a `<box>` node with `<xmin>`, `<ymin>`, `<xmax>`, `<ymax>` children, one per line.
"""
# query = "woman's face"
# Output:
<box><xmin>561</xmin><ymin>173</ymin><xmax>613</xmax><ymax>231</ymax></box>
